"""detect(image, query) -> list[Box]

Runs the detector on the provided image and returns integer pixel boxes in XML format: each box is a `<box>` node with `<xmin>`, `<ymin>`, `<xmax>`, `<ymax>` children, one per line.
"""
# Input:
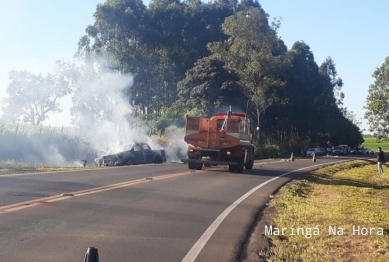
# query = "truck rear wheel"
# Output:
<box><xmin>236</xmin><ymin>158</ymin><xmax>244</xmax><ymax>173</ymax></box>
<box><xmin>195</xmin><ymin>162</ymin><xmax>203</xmax><ymax>170</ymax></box>
<box><xmin>229</xmin><ymin>165</ymin><xmax>237</xmax><ymax>172</ymax></box>
<box><xmin>188</xmin><ymin>161</ymin><xmax>195</xmax><ymax>169</ymax></box>
<box><xmin>245</xmin><ymin>154</ymin><xmax>254</xmax><ymax>170</ymax></box>
<box><xmin>245</xmin><ymin>160</ymin><xmax>254</xmax><ymax>170</ymax></box>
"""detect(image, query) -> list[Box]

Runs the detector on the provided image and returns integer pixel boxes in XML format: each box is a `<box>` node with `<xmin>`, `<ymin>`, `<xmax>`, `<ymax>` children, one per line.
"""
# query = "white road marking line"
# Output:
<box><xmin>182</xmin><ymin>159</ymin><xmax>349</xmax><ymax>262</ymax></box>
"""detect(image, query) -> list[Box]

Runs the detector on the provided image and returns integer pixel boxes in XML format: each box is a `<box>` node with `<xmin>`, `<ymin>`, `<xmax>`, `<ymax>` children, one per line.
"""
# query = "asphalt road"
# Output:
<box><xmin>0</xmin><ymin>157</ymin><xmax>358</xmax><ymax>262</ymax></box>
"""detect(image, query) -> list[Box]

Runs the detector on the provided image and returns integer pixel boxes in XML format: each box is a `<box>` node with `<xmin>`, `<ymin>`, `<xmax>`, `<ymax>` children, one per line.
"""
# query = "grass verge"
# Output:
<box><xmin>265</xmin><ymin>159</ymin><xmax>389</xmax><ymax>262</ymax></box>
<box><xmin>363</xmin><ymin>137</ymin><xmax>389</xmax><ymax>152</ymax></box>
<box><xmin>0</xmin><ymin>159</ymin><xmax>98</xmax><ymax>175</ymax></box>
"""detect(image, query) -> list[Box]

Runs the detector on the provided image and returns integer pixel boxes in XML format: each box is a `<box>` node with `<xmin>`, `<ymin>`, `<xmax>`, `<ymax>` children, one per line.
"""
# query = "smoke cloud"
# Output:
<box><xmin>0</xmin><ymin>55</ymin><xmax>187</xmax><ymax>167</ymax></box>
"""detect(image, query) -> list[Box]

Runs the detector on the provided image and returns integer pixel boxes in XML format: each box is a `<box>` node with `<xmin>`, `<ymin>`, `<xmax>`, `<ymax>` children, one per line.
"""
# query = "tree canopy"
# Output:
<box><xmin>76</xmin><ymin>0</ymin><xmax>364</xmax><ymax>150</ymax></box>
<box><xmin>365</xmin><ymin>57</ymin><xmax>389</xmax><ymax>137</ymax></box>
<box><xmin>1</xmin><ymin>0</ymin><xmax>363</xmax><ymax>156</ymax></box>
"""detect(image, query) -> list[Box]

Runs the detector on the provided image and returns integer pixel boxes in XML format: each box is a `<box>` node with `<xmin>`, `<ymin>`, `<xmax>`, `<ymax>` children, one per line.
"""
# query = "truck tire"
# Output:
<box><xmin>245</xmin><ymin>154</ymin><xmax>254</xmax><ymax>170</ymax></box>
<box><xmin>188</xmin><ymin>161</ymin><xmax>195</xmax><ymax>169</ymax></box>
<box><xmin>195</xmin><ymin>162</ymin><xmax>203</xmax><ymax>170</ymax></box>
<box><xmin>236</xmin><ymin>158</ymin><xmax>244</xmax><ymax>173</ymax></box>
<box><xmin>245</xmin><ymin>161</ymin><xmax>254</xmax><ymax>170</ymax></box>
<box><xmin>229</xmin><ymin>165</ymin><xmax>237</xmax><ymax>172</ymax></box>
<box><xmin>204</xmin><ymin>163</ymin><xmax>211</xmax><ymax>168</ymax></box>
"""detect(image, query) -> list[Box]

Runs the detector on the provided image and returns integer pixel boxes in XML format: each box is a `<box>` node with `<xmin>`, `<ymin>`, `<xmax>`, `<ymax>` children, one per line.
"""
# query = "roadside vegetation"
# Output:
<box><xmin>263</xmin><ymin>160</ymin><xmax>389</xmax><ymax>262</ymax></box>
<box><xmin>363</xmin><ymin>137</ymin><xmax>389</xmax><ymax>152</ymax></box>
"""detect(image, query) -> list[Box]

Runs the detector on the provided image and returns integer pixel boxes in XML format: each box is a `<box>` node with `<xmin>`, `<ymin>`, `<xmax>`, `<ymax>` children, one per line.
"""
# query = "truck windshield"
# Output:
<box><xmin>217</xmin><ymin>119</ymin><xmax>226</xmax><ymax>129</ymax></box>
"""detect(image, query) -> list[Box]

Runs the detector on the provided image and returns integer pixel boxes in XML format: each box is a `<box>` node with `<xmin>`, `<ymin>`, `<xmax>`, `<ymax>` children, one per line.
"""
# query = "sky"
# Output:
<box><xmin>1</xmin><ymin>0</ymin><xmax>388</xmax><ymax>134</ymax></box>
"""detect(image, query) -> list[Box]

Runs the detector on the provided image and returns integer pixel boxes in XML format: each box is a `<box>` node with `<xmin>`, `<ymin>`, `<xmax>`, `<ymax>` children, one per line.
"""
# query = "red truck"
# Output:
<box><xmin>181</xmin><ymin>109</ymin><xmax>254</xmax><ymax>173</ymax></box>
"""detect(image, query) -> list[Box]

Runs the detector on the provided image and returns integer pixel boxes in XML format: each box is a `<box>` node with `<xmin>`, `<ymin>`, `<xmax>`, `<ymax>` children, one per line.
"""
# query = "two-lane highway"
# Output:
<box><xmin>0</xmin><ymin>157</ymin><xmax>355</xmax><ymax>261</ymax></box>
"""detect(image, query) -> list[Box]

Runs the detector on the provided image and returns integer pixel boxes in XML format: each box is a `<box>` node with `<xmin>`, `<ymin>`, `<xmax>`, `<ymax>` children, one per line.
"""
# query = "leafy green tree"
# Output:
<box><xmin>260</xmin><ymin>41</ymin><xmax>362</xmax><ymax>150</ymax></box>
<box><xmin>77</xmin><ymin>0</ymin><xmax>261</xmax><ymax>117</ymax></box>
<box><xmin>319</xmin><ymin>57</ymin><xmax>344</xmax><ymax>108</ymax></box>
<box><xmin>208</xmin><ymin>7</ymin><xmax>288</xmax><ymax>129</ymax></box>
<box><xmin>252</xmin><ymin>41</ymin><xmax>315</xmax><ymax>145</ymax></box>
<box><xmin>177</xmin><ymin>56</ymin><xmax>246</xmax><ymax>115</ymax></box>
<box><xmin>73</xmin><ymin>0</ymin><xmax>364</xmax><ymax>153</ymax></box>
<box><xmin>343</xmin><ymin>108</ymin><xmax>362</xmax><ymax>129</ymax></box>
<box><xmin>365</xmin><ymin>57</ymin><xmax>389</xmax><ymax>137</ymax></box>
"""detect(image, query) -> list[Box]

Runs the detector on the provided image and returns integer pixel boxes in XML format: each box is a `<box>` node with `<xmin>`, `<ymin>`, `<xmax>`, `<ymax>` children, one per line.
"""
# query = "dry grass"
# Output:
<box><xmin>0</xmin><ymin>159</ymin><xmax>98</xmax><ymax>175</ymax></box>
<box><xmin>265</xmin><ymin>160</ymin><xmax>389</xmax><ymax>262</ymax></box>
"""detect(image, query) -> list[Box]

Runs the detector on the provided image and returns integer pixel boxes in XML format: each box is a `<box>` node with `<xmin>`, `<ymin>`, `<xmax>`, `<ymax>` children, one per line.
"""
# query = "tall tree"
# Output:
<box><xmin>208</xmin><ymin>7</ymin><xmax>288</xmax><ymax>130</ymax></box>
<box><xmin>77</xmin><ymin>0</ymin><xmax>261</xmax><ymax>116</ymax></box>
<box><xmin>177</xmin><ymin>56</ymin><xmax>246</xmax><ymax>115</ymax></box>
<box><xmin>319</xmin><ymin>57</ymin><xmax>344</xmax><ymax>109</ymax></box>
<box><xmin>365</xmin><ymin>56</ymin><xmax>389</xmax><ymax>137</ymax></box>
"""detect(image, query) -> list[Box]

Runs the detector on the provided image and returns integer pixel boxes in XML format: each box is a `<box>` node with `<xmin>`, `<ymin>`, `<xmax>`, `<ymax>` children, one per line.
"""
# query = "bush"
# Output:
<box><xmin>254</xmin><ymin>144</ymin><xmax>281</xmax><ymax>159</ymax></box>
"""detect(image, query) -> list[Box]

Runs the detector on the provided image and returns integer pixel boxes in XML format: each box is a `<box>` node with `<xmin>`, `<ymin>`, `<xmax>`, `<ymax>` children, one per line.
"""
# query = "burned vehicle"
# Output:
<box><xmin>94</xmin><ymin>142</ymin><xmax>166</xmax><ymax>167</ymax></box>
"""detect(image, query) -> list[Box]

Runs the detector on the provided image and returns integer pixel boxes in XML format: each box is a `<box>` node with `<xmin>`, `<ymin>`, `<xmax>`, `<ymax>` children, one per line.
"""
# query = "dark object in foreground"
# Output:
<box><xmin>81</xmin><ymin>160</ymin><xmax>87</xmax><ymax>167</ymax></box>
<box><xmin>84</xmin><ymin>247</ymin><xmax>99</xmax><ymax>262</ymax></box>
<box><xmin>94</xmin><ymin>142</ymin><xmax>166</xmax><ymax>167</ymax></box>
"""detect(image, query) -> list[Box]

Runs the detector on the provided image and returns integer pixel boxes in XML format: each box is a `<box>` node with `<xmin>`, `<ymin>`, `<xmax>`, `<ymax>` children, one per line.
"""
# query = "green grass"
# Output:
<box><xmin>264</xmin><ymin>160</ymin><xmax>389</xmax><ymax>262</ymax></box>
<box><xmin>363</xmin><ymin>137</ymin><xmax>389</xmax><ymax>152</ymax></box>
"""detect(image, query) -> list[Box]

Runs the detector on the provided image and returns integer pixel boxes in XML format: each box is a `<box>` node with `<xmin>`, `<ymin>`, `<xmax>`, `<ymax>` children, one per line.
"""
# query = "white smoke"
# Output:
<box><xmin>0</xmin><ymin>54</ymin><xmax>189</xmax><ymax>166</ymax></box>
<box><xmin>162</xmin><ymin>126</ymin><xmax>188</xmax><ymax>163</ymax></box>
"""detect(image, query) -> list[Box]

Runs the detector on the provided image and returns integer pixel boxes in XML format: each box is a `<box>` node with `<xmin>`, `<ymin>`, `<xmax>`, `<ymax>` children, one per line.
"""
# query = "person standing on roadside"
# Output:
<box><xmin>377</xmin><ymin>147</ymin><xmax>385</xmax><ymax>174</ymax></box>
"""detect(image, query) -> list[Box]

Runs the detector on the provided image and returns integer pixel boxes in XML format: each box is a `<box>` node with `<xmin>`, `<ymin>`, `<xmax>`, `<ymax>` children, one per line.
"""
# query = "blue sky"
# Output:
<box><xmin>1</xmin><ymin>0</ymin><xmax>388</xmax><ymax>133</ymax></box>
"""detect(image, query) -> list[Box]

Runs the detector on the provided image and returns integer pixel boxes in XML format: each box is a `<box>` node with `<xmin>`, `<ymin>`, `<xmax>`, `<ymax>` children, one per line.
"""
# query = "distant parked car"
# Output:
<box><xmin>364</xmin><ymin>148</ymin><xmax>375</xmax><ymax>155</ymax></box>
<box><xmin>357</xmin><ymin>147</ymin><xmax>366</xmax><ymax>154</ymax></box>
<box><xmin>316</xmin><ymin>148</ymin><xmax>327</xmax><ymax>156</ymax></box>
<box><xmin>338</xmin><ymin>145</ymin><xmax>349</xmax><ymax>155</ymax></box>
<box><xmin>350</xmin><ymin>147</ymin><xmax>364</xmax><ymax>155</ymax></box>
<box><xmin>306</xmin><ymin>148</ymin><xmax>317</xmax><ymax>157</ymax></box>
<box><xmin>332</xmin><ymin>146</ymin><xmax>345</xmax><ymax>156</ymax></box>
<box><xmin>350</xmin><ymin>147</ymin><xmax>358</xmax><ymax>155</ymax></box>
<box><xmin>326</xmin><ymin>147</ymin><xmax>334</xmax><ymax>155</ymax></box>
